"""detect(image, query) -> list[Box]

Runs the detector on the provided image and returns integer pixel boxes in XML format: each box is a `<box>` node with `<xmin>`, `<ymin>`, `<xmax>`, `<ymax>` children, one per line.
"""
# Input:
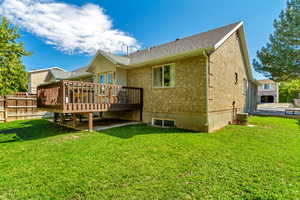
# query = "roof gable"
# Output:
<box><xmin>88</xmin><ymin>21</ymin><xmax>243</xmax><ymax>68</ymax></box>
<box><xmin>86</xmin><ymin>21</ymin><xmax>254</xmax><ymax>81</ymax></box>
<box><xmin>87</xmin><ymin>52</ymin><xmax>122</xmax><ymax>73</ymax></box>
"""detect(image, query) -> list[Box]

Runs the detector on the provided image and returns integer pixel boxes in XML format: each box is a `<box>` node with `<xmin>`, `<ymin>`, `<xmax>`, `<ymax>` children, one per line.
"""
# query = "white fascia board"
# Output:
<box><xmin>214</xmin><ymin>21</ymin><xmax>254</xmax><ymax>82</ymax></box>
<box><xmin>237</xmin><ymin>24</ymin><xmax>255</xmax><ymax>81</ymax></box>
<box><xmin>214</xmin><ymin>21</ymin><xmax>244</xmax><ymax>50</ymax></box>
<box><xmin>86</xmin><ymin>50</ymin><xmax>119</xmax><ymax>72</ymax></box>
<box><xmin>28</xmin><ymin>67</ymin><xmax>66</xmax><ymax>73</ymax></box>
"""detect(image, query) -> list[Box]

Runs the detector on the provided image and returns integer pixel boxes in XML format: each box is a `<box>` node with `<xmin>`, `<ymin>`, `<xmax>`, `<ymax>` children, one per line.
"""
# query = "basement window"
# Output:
<box><xmin>152</xmin><ymin>118</ymin><xmax>176</xmax><ymax>128</ymax></box>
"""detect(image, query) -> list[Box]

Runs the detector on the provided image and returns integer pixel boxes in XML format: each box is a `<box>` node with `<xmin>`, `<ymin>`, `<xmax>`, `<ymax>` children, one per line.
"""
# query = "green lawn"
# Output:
<box><xmin>0</xmin><ymin>117</ymin><xmax>299</xmax><ymax>199</ymax></box>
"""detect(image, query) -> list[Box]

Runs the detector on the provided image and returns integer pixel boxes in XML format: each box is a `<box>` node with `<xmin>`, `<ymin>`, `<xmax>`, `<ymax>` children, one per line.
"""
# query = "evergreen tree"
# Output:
<box><xmin>253</xmin><ymin>0</ymin><xmax>300</xmax><ymax>81</ymax></box>
<box><xmin>0</xmin><ymin>17</ymin><xmax>31</xmax><ymax>95</ymax></box>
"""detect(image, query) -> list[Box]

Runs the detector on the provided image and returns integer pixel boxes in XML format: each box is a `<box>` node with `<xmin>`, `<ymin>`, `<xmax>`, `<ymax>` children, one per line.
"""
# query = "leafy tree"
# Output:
<box><xmin>0</xmin><ymin>17</ymin><xmax>31</xmax><ymax>95</ymax></box>
<box><xmin>253</xmin><ymin>0</ymin><xmax>300</xmax><ymax>81</ymax></box>
<box><xmin>279</xmin><ymin>80</ymin><xmax>300</xmax><ymax>102</ymax></box>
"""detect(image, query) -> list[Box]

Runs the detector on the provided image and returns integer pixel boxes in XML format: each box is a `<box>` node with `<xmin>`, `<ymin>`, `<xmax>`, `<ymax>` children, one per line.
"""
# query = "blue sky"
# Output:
<box><xmin>0</xmin><ymin>0</ymin><xmax>286</xmax><ymax>79</ymax></box>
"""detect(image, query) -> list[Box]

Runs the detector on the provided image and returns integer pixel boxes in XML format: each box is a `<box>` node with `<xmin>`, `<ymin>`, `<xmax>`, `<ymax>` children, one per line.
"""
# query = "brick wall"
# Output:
<box><xmin>208</xmin><ymin>32</ymin><xmax>249</xmax><ymax>131</ymax></box>
<box><xmin>29</xmin><ymin>71</ymin><xmax>49</xmax><ymax>94</ymax></box>
<box><xmin>127</xmin><ymin>56</ymin><xmax>208</xmax><ymax>131</ymax></box>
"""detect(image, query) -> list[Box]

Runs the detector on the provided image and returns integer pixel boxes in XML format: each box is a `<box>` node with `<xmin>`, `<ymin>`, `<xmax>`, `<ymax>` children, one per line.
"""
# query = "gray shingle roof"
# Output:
<box><xmin>126</xmin><ymin>21</ymin><xmax>242</xmax><ymax>65</ymax></box>
<box><xmin>94</xmin><ymin>21</ymin><xmax>242</xmax><ymax>66</ymax></box>
<box><xmin>69</xmin><ymin>66</ymin><xmax>92</xmax><ymax>79</ymax></box>
<box><xmin>49</xmin><ymin>66</ymin><xmax>92</xmax><ymax>81</ymax></box>
<box><xmin>59</xmin><ymin>21</ymin><xmax>248</xmax><ymax>82</ymax></box>
<box><xmin>49</xmin><ymin>68</ymin><xmax>71</xmax><ymax>80</ymax></box>
<box><xmin>99</xmin><ymin>50</ymin><xmax>130</xmax><ymax>65</ymax></box>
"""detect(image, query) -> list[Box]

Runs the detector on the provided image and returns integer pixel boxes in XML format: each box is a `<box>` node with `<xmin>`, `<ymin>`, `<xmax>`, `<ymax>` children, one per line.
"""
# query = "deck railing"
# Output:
<box><xmin>37</xmin><ymin>80</ymin><xmax>143</xmax><ymax>113</ymax></box>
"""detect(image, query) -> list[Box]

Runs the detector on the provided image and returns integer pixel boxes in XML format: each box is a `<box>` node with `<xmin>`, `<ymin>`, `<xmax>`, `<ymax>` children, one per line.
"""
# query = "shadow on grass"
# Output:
<box><xmin>296</xmin><ymin>120</ymin><xmax>300</xmax><ymax>130</ymax></box>
<box><xmin>0</xmin><ymin>120</ymin><xmax>73</xmax><ymax>143</ymax></box>
<box><xmin>99</xmin><ymin>124</ymin><xmax>196</xmax><ymax>139</ymax></box>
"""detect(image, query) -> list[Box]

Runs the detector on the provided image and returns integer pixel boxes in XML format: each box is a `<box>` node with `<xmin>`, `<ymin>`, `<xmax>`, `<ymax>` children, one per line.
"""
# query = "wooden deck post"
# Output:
<box><xmin>72</xmin><ymin>113</ymin><xmax>77</xmax><ymax>128</ymax></box>
<box><xmin>88</xmin><ymin>112</ymin><xmax>93</xmax><ymax>131</ymax></box>
<box><xmin>60</xmin><ymin>113</ymin><xmax>64</xmax><ymax>125</ymax></box>
<box><xmin>54</xmin><ymin>113</ymin><xmax>58</xmax><ymax>122</ymax></box>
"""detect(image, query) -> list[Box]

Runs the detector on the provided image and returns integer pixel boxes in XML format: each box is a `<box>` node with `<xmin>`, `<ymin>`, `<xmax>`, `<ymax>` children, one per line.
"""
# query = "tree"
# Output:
<box><xmin>0</xmin><ymin>17</ymin><xmax>31</xmax><ymax>95</ymax></box>
<box><xmin>253</xmin><ymin>0</ymin><xmax>300</xmax><ymax>81</ymax></box>
<box><xmin>279</xmin><ymin>80</ymin><xmax>300</xmax><ymax>102</ymax></box>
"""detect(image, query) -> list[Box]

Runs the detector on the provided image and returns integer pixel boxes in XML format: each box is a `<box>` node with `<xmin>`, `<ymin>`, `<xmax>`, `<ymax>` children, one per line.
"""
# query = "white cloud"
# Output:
<box><xmin>0</xmin><ymin>0</ymin><xmax>140</xmax><ymax>54</ymax></box>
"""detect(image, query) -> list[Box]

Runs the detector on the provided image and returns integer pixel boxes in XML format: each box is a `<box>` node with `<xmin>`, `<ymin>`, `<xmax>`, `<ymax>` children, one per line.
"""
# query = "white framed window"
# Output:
<box><xmin>152</xmin><ymin>64</ymin><xmax>175</xmax><ymax>88</ymax></box>
<box><xmin>99</xmin><ymin>71</ymin><xmax>115</xmax><ymax>85</ymax></box>
<box><xmin>263</xmin><ymin>83</ymin><xmax>272</xmax><ymax>90</ymax></box>
<box><xmin>152</xmin><ymin>118</ymin><xmax>176</xmax><ymax>128</ymax></box>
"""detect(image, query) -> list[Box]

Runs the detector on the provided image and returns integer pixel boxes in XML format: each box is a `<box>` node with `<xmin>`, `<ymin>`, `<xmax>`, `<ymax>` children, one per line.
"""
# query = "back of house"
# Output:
<box><xmin>37</xmin><ymin>21</ymin><xmax>258</xmax><ymax>132</ymax></box>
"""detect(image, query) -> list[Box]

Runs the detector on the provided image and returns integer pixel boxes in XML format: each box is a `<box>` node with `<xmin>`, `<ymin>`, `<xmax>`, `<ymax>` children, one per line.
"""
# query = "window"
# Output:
<box><xmin>153</xmin><ymin>64</ymin><xmax>175</xmax><ymax>88</ymax></box>
<box><xmin>100</xmin><ymin>73</ymin><xmax>105</xmax><ymax>84</ymax></box>
<box><xmin>153</xmin><ymin>119</ymin><xmax>163</xmax><ymax>126</ymax></box>
<box><xmin>163</xmin><ymin>120</ymin><xmax>175</xmax><ymax>127</ymax></box>
<box><xmin>99</xmin><ymin>72</ymin><xmax>115</xmax><ymax>85</ymax></box>
<box><xmin>107</xmin><ymin>72</ymin><xmax>114</xmax><ymax>84</ymax></box>
<box><xmin>263</xmin><ymin>83</ymin><xmax>272</xmax><ymax>90</ymax></box>
<box><xmin>152</xmin><ymin>118</ymin><xmax>176</xmax><ymax>128</ymax></box>
<box><xmin>234</xmin><ymin>72</ymin><xmax>238</xmax><ymax>85</ymax></box>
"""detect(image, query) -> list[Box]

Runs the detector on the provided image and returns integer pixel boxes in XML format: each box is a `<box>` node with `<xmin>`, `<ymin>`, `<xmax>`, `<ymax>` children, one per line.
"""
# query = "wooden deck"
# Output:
<box><xmin>37</xmin><ymin>80</ymin><xmax>143</xmax><ymax>131</ymax></box>
<box><xmin>37</xmin><ymin>80</ymin><xmax>143</xmax><ymax>113</ymax></box>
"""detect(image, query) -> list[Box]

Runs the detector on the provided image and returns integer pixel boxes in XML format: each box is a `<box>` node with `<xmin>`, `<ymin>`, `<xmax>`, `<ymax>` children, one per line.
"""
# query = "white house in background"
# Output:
<box><xmin>28</xmin><ymin>67</ymin><xmax>65</xmax><ymax>94</ymax></box>
<box><xmin>257</xmin><ymin>79</ymin><xmax>279</xmax><ymax>103</ymax></box>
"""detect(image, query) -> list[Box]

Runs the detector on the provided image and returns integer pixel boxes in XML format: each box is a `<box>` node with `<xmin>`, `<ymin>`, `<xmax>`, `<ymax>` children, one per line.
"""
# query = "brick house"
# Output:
<box><xmin>28</xmin><ymin>67</ymin><xmax>65</xmax><ymax>94</ymax></box>
<box><xmin>44</xmin><ymin>66</ymin><xmax>93</xmax><ymax>82</ymax></box>
<box><xmin>257</xmin><ymin>80</ymin><xmax>279</xmax><ymax>103</ymax></box>
<box><xmin>37</xmin><ymin>21</ymin><xmax>258</xmax><ymax>132</ymax></box>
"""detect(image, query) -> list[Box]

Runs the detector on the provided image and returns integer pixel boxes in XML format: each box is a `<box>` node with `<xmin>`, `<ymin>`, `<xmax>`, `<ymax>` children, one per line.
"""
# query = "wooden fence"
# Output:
<box><xmin>0</xmin><ymin>93</ymin><xmax>46</xmax><ymax>123</ymax></box>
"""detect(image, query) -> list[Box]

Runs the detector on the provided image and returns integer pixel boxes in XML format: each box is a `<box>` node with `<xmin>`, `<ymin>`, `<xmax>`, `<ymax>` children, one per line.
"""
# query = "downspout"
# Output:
<box><xmin>203</xmin><ymin>50</ymin><xmax>210</xmax><ymax>132</ymax></box>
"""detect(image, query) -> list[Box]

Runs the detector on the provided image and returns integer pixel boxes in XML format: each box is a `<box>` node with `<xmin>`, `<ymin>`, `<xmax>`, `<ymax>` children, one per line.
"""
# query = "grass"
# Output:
<box><xmin>0</xmin><ymin>116</ymin><xmax>299</xmax><ymax>199</ymax></box>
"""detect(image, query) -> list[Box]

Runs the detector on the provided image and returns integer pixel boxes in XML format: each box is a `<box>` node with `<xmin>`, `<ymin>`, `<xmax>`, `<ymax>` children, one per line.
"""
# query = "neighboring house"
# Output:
<box><xmin>257</xmin><ymin>80</ymin><xmax>279</xmax><ymax>103</ymax></box>
<box><xmin>28</xmin><ymin>67</ymin><xmax>65</xmax><ymax>94</ymax></box>
<box><xmin>38</xmin><ymin>21</ymin><xmax>258</xmax><ymax>132</ymax></box>
<box><xmin>44</xmin><ymin>66</ymin><xmax>93</xmax><ymax>82</ymax></box>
